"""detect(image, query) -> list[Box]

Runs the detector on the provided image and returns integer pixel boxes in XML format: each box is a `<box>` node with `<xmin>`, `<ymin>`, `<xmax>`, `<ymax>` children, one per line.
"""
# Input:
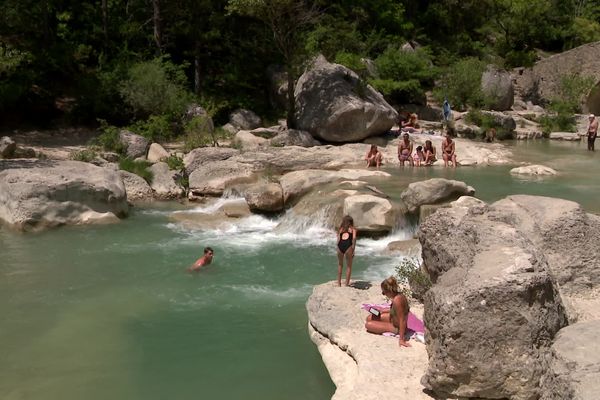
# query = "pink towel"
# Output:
<box><xmin>362</xmin><ymin>303</ymin><xmax>425</xmax><ymax>334</ymax></box>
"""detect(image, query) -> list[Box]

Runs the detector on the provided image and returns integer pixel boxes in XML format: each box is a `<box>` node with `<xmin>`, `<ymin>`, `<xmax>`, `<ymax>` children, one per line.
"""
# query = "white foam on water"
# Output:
<box><xmin>222</xmin><ymin>283</ymin><xmax>314</xmax><ymax>301</ymax></box>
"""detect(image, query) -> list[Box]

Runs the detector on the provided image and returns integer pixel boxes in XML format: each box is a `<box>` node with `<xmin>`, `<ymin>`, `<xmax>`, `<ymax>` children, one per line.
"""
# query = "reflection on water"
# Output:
<box><xmin>0</xmin><ymin>139</ymin><xmax>598</xmax><ymax>400</ymax></box>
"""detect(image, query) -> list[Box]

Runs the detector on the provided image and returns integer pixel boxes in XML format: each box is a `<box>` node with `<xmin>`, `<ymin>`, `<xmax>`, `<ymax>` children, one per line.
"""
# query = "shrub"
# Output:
<box><xmin>465</xmin><ymin>109</ymin><xmax>513</xmax><ymax>140</ymax></box>
<box><xmin>395</xmin><ymin>257</ymin><xmax>431</xmax><ymax>301</ymax></box>
<box><xmin>119</xmin><ymin>56</ymin><xmax>192</xmax><ymax>118</ymax></box>
<box><xmin>119</xmin><ymin>157</ymin><xmax>153</xmax><ymax>184</ymax></box>
<box><xmin>165</xmin><ymin>154</ymin><xmax>184</xmax><ymax>171</ymax></box>
<box><xmin>183</xmin><ymin>115</ymin><xmax>218</xmax><ymax>151</ymax></box>
<box><xmin>541</xmin><ymin>73</ymin><xmax>595</xmax><ymax>134</ymax></box>
<box><xmin>69</xmin><ymin>148</ymin><xmax>97</xmax><ymax>162</ymax></box>
<box><xmin>334</xmin><ymin>51</ymin><xmax>368</xmax><ymax>78</ymax></box>
<box><xmin>95</xmin><ymin>120</ymin><xmax>126</xmax><ymax>154</ymax></box>
<box><xmin>369</xmin><ymin>78</ymin><xmax>423</xmax><ymax>104</ymax></box>
<box><xmin>434</xmin><ymin>58</ymin><xmax>486</xmax><ymax>110</ymax></box>
<box><xmin>129</xmin><ymin>114</ymin><xmax>174</xmax><ymax>142</ymax></box>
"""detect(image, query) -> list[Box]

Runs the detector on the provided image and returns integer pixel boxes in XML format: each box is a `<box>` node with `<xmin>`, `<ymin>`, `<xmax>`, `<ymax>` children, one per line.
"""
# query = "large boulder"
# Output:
<box><xmin>343</xmin><ymin>194</ymin><xmax>396</xmax><ymax>235</ymax></box>
<box><xmin>188</xmin><ymin>160</ymin><xmax>257</xmax><ymax>196</ymax></box>
<box><xmin>229</xmin><ymin>108</ymin><xmax>262</xmax><ymax>130</ymax></box>
<box><xmin>511</xmin><ymin>164</ymin><xmax>557</xmax><ymax>176</ymax></box>
<box><xmin>540</xmin><ymin>320</ymin><xmax>600</xmax><ymax>400</ymax></box>
<box><xmin>184</xmin><ymin>104</ymin><xmax>215</xmax><ymax>133</ymax></box>
<box><xmin>149</xmin><ymin>162</ymin><xmax>184</xmax><ymax>199</ymax></box>
<box><xmin>400</xmin><ymin>178</ymin><xmax>475</xmax><ymax>213</ymax></box>
<box><xmin>0</xmin><ymin>160</ymin><xmax>128</xmax><ymax>231</ymax></box>
<box><xmin>481</xmin><ymin>65</ymin><xmax>514</xmax><ymax>111</ymax></box>
<box><xmin>183</xmin><ymin>147</ymin><xmax>239</xmax><ymax>174</ymax></box>
<box><xmin>233</xmin><ymin>130</ymin><xmax>269</xmax><ymax>150</ymax></box>
<box><xmin>295</xmin><ymin>55</ymin><xmax>398</xmax><ymax>143</ymax></box>
<box><xmin>243</xmin><ymin>182</ymin><xmax>284</xmax><ymax>213</ymax></box>
<box><xmin>0</xmin><ymin>136</ymin><xmax>17</xmax><ymax>158</ymax></box>
<box><xmin>119</xmin><ymin>170</ymin><xmax>153</xmax><ymax>202</ymax></box>
<box><xmin>419</xmin><ymin>196</ymin><xmax>568</xmax><ymax>399</ymax></box>
<box><xmin>147</xmin><ymin>143</ymin><xmax>170</xmax><ymax>163</ymax></box>
<box><xmin>119</xmin><ymin>130</ymin><xmax>150</xmax><ymax>159</ymax></box>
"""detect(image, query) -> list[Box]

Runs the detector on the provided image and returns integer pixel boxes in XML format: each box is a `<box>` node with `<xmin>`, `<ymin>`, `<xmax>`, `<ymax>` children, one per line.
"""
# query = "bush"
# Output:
<box><xmin>69</xmin><ymin>148</ymin><xmax>97</xmax><ymax>162</ymax></box>
<box><xmin>465</xmin><ymin>109</ymin><xmax>513</xmax><ymax>140</ymax></box>
<box><xmin>119</xmin><ymin>56</ymin><xmax>192</xmax><ymax>118</ymax></box>
<box><xmin>94</xmin><ymin>120</ymin><xmax>126</xmax><ymax>154</ymax></box>
<box><xmin>129</xmin><ymin>114</ymin><xmax>175</xmax><ymax>142</ymax></box>
<box><xmin>369</xmin><ymin>78</ymin><xmax>423</xmax><ymax>104</ymax></box>
<box><xmin>165</xmin><ymin>154</ymin><xmax>184</xmax><ymax>171</ymax></box>
<box><xmin>334</xmin><ymin>51</ymin><xmax>368</xmax><ymax>78</ymax></box>
<box><xmin>119</xmin><ymin>157</ymin><xmax>153</xmax><ymax>184</ymax></box>
<box><xmin>395</xmin><ymin>257</ymin><xmax>431</xmax><ymax>301</ymax></box>
<box><xmin>434</xmin><ymin>58</ymin><xmax>486</xmax><ymax>110</ymax></box>
<box><xmin>183</xmin><ymin>115</ymin><xmax>223</xmax><ymax>151</ymax></box>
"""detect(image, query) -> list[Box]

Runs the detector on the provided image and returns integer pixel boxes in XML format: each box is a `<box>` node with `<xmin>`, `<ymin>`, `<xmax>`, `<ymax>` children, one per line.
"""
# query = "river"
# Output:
<box><xmin>0</xmin><ymin>139</ymin><xmax>598</xmax><ymax>400</ymax></box>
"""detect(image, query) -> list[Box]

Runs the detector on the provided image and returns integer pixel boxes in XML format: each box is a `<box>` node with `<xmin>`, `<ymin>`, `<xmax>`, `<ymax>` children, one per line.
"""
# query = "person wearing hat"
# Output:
<box><xmin>587</xmin><ymin>114</ymin><xmax>598</xmax><ymax>151</ymax></box>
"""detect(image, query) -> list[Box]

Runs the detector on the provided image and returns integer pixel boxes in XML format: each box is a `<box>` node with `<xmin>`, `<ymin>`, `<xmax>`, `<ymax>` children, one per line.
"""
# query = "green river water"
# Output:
<box><xmin>0</xmin><ymin>139</ymin><xmax>598</xmax><ymax>400</ymax></box>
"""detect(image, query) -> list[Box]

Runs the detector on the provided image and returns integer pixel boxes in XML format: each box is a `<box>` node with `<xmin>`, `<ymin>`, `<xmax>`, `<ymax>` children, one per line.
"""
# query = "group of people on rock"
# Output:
<box><xmin>335</xmin><ymin>215</ymin><xmax>411</xmax><ymax>347</ymax></box>
<box><xmin>365</xmin><ymin>133</ymin><xmax>457</xmax><ymax>168</ymax></box>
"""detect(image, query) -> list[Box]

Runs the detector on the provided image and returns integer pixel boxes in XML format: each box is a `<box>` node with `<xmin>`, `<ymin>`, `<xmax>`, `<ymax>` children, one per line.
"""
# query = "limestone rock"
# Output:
<box><xmin>270</xmin><ymin>129</ymin><xmax>321</xmax><ymax>147</ymax></box>
<box><xmin>119</xmin><ymin>130</ymin><xmax>150</xmax><ymax>159</ymax></box>
<box><xmin>400</xmin><ymin>178</ymin><xmax>475</xmax><ymax>213</ymax></box>
<box><xmin>343</xmin><ymin>194</ymin><xmax>396</xmax><ymax>235</ymax></box>
<box><xmin>233</xmin><ymin>130</ymin><xmax>269</xmax><ymax>150</ymax></box>
<box><xmin>549</xmin><ymin>131</ymin><xmax>582</xmax><ymax>141</ymax></box>
<box><xmin>0</xmin><ymin>159</ymin><xmax>128</xmax><ymax>231</ymax></box>
<box><xmin>419</xmin><ymin>196</ymin><xmax>568</xmax><ymax>399</ymax></box>
<box><xmin>184</xmin><ymin>104</ymin><xmax>215</xmax><ymax>133</ymax></box>
<box><xmin>540</xmin><ymin>320</ymin><xmax>600</xmax><ymax>400</ymax></box>
<box><xmin>0</xmin><ymin>136</ymin><xmax>17</xmax><ymax>158</ymax></box>
<box><xmin>147</xmin><ymin>143</ymin><xmax>170</xmax><ymax>163</ymax></box>
<box><xmin>385</xmin><ymin>238</ymin><xmax>421</xmax><ymax>256</ymax></box>
<box><xmin>183</xmin><ymin>147</ymin><xmax>239</xmax><ymax>174</ymax></box>
<box><xmin>149</xmin><ymin>162</ymin><xmax>184</xmax><ymax>199</ymax></box>
<box><xmin>295</xmin><ymin>55</ymin><xmax>398</xmax><ymax>142</ymax></box>
<box><xmin>229</xmin><ymin>108</ymin><xmax>262</xmax><ymax>130</ymax></box>
<box><xmin>511</xmin><ymin>164</ymin><xmax>557</xmax><ymax>176</ymax></box>
<box><xmin>481</xmin><ymin>65</ymin><xmax>514</xmax><ymax>111</ymax></box>
<box><xmin>244</xmin><ymin>182</ymin><xmax>284</xmax><ymax>213</ymax></box>
<box><xmin>119</xmin><ymin>170</ymin><xmax>153</xmax><ymax>202</ymax></box>
<box><xmin>307</xmin><ymin>283</ymin><xmax>432</xmax><ymax>400</ymax></box>
<box><xmin>188</xmin><ymin>160</ymin><xmax>257</xmax><ymax>196</ymax></box>
<box><xmin>250</xmin><ymin>126</ymin><xmax>282</xmax><ymax>139</ymax></box>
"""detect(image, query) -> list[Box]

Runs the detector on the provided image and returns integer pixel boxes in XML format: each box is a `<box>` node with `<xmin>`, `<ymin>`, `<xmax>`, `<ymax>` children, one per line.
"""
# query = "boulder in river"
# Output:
<box><xmin>0</xmin><ymin>159</ymin><xmax>128</xmax><ymax>231</ymax></box>
<box><xmin>400</xmin><ymin>178</ymin><xmax>475</xmax><ymax>213</ymax></box>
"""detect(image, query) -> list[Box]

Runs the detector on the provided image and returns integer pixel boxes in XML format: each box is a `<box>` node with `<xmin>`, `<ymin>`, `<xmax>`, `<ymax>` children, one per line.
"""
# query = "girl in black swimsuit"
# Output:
<box><xmin>336</xmin><ymin>215</ymin><xmax>357</xmax><ymax>287</ymax></box>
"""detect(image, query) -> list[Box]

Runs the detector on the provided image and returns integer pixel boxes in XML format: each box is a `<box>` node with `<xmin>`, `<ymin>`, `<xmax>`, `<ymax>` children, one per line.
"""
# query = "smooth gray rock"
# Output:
<box><xmin>149</xmin><ymin>162</ymin><xmax>184</xmax><ymax>199</ymax></box>
<box><xmin>233</xmin><ymin>130</ymin><xmax>269</xmax><ymax>150</ymax></box>
<box><xmin>147</xmin><ymin>143</ymin><xmax>170</xmax><ymax>163</ymax></box>
<box><xmin>270</xmin><ymin>129</ymin><xmax>321</xmax><ymax>147</ymax></box>
<box><xmin>183</xmin><ymin>147</ymin><xmax>239</xmax><ymax>174</ymax></box>
<box><xmin>0</xmin><ymin>159</ymin><xmax>128</xmax><ymax>231</ymax></box>
<box><xmin>540</xmin><ymin>320</ymin><xmax>600</xmax><ymax>400</ymax></box>
<box><xmin>295</xmin><ymin>55</ymin><xmax>398</xmax><ymax>143</ymax></box>
<box><xmin>419</xmin><ymin>195</ymin><xmax>575</xmax><ymax>399</ymax></box>
<box><xmin>229</xmin><ymin>108</ymin><xmax>262</xmax><ymax>130</ymax></box>
<box><xmin>511</xmin><ymin>164</ymin><xmax>557</xmax><ymax>176</ymax></box>
<box><xmin>549</xmin><ymin>131</ymin><xmax>582</xmax><ymax>141</ymax></box>
<box><xmin>243</xmin><ymin>182</ymin><xmax>284</xmax><ymax>212</ymax></box>
<box><xmin>119</xmin><ymin>130</ymin><xmax>150</xmax><ymax>159</ymax></box>
<box><xmin>0</xmin><ymin>136</ymin><xmax>17</xmax><ymax>158</ymax></box>
<box><xmin>400</xmin><ymin>178</ymin><xmax>475</xmax><ymax>213</ymax></box>
<box><xmin>184</xmin><ymin>104</ymin><xmax>215</xmax><ymax>133</ymax></box>
<box><xmin>188</xmin><ymin>160</ymin><xmax>257</xmax><ymax>196</ymax></box>
<box><xmin>343</xmin><ymin>194</ymin><xmax>396</xmax><ymax>235</ymax></box>
<box><xmin>481</xmin><ymin>65</ymin><xmax>514</xmax><ymax>111</ymax></box>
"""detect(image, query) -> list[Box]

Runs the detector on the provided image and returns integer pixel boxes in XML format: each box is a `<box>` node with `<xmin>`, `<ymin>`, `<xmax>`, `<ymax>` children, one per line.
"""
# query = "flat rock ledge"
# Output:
<box><xmin>307</xmin><ymin>282</ymin><xmax>432</xmax><ymax>400</ymax></box>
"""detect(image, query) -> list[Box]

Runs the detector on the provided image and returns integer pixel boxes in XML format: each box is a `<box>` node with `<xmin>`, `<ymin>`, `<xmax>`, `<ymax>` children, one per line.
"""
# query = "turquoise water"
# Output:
<box><xmin>0</xmin><ymin>139</ymin><xmax>598</xmax><ymax>400</ymax></box>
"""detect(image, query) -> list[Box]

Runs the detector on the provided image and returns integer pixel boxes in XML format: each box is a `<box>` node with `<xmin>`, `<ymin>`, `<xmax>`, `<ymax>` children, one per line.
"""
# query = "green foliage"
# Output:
<box><xmin>569</xmin><ymin>17</ymin><xmax>600</xmax><ymax>47</ymax></box>
<box><xmin>395</xmin><ymin>257</ymin><xmax>431</xmax><ymax>300</ymax></box>
<box><xmin>465</xmin><ymin>109</ymin><xmax>512</xmax><ymax>140</ymax></box>
<box><xmin>94</xmin><ymin>120</ymin><xmax>125</xmax><ymax>154</ymax></box>
<box><xmin>541</xmin><ymin>74</ymin><xmax>595</xmax><ymax>133</ymax></box>
<box><xmin>334</xmin><ymin>52</ymin><xmax>368</xmax><ymax>78</ymax></box>
<box><xmin>119</xmin><ymin>57</ymin><xmax>192</xmax><ymax>118</ymax></box>
<box><xmin>369</xmin><ymin>79</ymin><xmax>423</xmax><ymax>104</ymax></box>
<box><xmin>118</xmin><ymin>157</ymin><xmax>153</xmax><ymax>184</ymax></box>
<box><xmin>434</xmin><ymin>58</ymin><xmax>486</xmax><ymax>110</ymax></box>
<box><xmin>129</xmin><ymin>115</ymin><xmax>175</xmax><ymax>143</ymax></box>
<box><xmin>69</xmin><ymin>148</ymin><xmax>97</xmax><ymax>162</ymax></box>
<box><xmin>165</xmin><ymin>154</ymin><xmax>184</xmax><ymax>171</ymax></box>
<box><xmin>183</xmin><ymin>115</ymin><xmax>217</xmax><ymax>151</ymax></box>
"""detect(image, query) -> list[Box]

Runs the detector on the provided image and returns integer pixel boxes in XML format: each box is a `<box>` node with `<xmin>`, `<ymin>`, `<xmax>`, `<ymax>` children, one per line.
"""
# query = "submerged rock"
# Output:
<box><xmin>511</xmin><ymin>164</ymin><xmax>557</xmax><ymax>176</ymax></box>
<box><xmin>0</xmin><ymin>159</ymin><xmax>128</xmax><ymax>231</ymax></box>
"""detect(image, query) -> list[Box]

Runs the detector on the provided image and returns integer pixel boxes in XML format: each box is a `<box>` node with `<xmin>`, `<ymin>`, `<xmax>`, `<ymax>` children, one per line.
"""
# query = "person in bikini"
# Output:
<box><xmin>398</xmin><ymin>133</ymin><xmax>414</xmax><ymax>166</ymax></box>
<box><xmin>365</xmin><ymin>276</ymin><xmax>411</xmax><ymax>347</ymax></box>
<box><xmin>423</xmin><ymin>140</ymin><xmax>436</xmax><ymax>165</ymax></box>
<box><xmin>365</xmin><ymin>144</ymin><xmax>383</xmax><ymax>168</ymax></box>
<box><xmin>587</xmin><ymin>114</ymin><xmax>598</xmax><ymax>151</ymax></box>
<box><xmin>442</xmin><ymin>134</ymin><xmax>457</xmax><ymax>167</ymax></box>
<box><xmin>336</xmin><ymin>215</ymin><xmax>357</xmax><ymax>287</ymax></box>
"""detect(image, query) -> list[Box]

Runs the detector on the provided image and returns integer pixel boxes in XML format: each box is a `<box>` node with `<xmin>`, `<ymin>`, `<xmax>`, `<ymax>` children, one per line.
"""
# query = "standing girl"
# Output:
<box><xmin>336</xmin><ymin>215</ymin><xmax>357</xmax><ymax>287</ymax></box>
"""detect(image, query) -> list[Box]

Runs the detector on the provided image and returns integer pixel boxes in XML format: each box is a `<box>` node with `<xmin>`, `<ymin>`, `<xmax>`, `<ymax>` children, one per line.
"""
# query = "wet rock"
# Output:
<box><xmin>343</xmin><ymin>194</ymin><xmax>396</xmax><ymax>235</ymax></box>
<box><xmin>385</xmin><ymin>239</ymin><xmax>420</xmax><ymax>255</ymax></box>
<box><xmin>244</xmin><ymin>182</ymin><xmax>284</xmax><ymax>213</ymax></box>
<box><xmin>400</xmin><ymin>178</ymin><xmax>475</xmax><ymax>213</ymax></box>
<box><xmin>511</xmin><ymin>164</ymin><xmax>557</xmax><ymax>176</ymax></box>
<box><xmin>549</xmin><ymin>131</ymin><xmax>582</xmax><ymax>141</ymax></box>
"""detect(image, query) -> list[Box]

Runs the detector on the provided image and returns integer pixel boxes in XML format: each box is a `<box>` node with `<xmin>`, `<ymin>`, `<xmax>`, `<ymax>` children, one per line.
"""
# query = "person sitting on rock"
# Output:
<box><xmin>423</xmin><ymin>140</ymin><xmax>436</xmax><ymax>165</ymax></box>
<box><xmin>484</xmin><ymin>127</ymin><xmax>496</xmax><ymax>143</ymax></box>
<box><xmin>401</xmin><ymin>113</ymin><xmax>421</xmax><ymax>133</ymax></box>
<box><xmin>365</xmin><ymin>144</ymin><xmax>383</xmax><ymax>168</ymax></box>
<box><xmin>398</xmin><ymin>133</ymin><xmax>414</xmax><ymax>166</ymax></box>
<box><xmin>413</xmin><ymin>145</ymin><xmax>424</xmax><ymax>167</ymax></box>
<box><xmin>365</xmin><ymin>276</ymin><xmax>411</xmax><ymax>347</ymax></box>
<box><xmin>442</xmin><ymin>134</ymin><xmax>457</xmax><ymax>168</ymax></box>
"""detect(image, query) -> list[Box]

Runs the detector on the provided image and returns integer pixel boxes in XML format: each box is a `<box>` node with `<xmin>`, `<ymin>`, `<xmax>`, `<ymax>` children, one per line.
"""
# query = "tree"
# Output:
<box><xmin>227</xmin><ymin>0</ymin><xmax>319</xmax><ymax>129</ymax></box>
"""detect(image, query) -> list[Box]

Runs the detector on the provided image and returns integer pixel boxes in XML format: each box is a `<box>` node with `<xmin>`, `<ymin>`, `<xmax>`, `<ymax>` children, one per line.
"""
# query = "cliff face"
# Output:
<box><xmin>306</xmin><ymin>283</ymin><xmax>432</xmax><ymax>400</ymax></box>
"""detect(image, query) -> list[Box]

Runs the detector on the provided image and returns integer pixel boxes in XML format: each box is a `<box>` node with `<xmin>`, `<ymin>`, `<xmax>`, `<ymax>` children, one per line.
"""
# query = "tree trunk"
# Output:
<box><xmin>286</xmin><ymin>65</ymin><xmax>296</xmax><ymax>129</ymax></box>
<box><xmin>152</xmin><ymin>0</ymin><xmax>162</xmax><ymax>53</ymax></box>
<box><xmin>194</xmin><ymin>42</ymin><xmax>201</xmax><ymax>96</ymax></box>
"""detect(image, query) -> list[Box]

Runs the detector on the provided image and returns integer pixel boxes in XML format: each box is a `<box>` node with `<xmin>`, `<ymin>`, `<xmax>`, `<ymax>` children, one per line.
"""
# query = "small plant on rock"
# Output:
<box><xmin>395</xmin><ymin>256</ymin><xmax>431</xmax><ymax>301</ymax></box>
<box><xmin>69</xmin><ymin>148</ymin><xmax>97</xmax><ymax>162</ymax></box>
<box><xmin>119</xmin><ymin>157</ymin><xmax>153</xmax><ymax>184</ymax></box>
<box><xmin>165</xmin><ymin>154</ymin><xmax>184</xmax><ymax>171</ymax></box>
